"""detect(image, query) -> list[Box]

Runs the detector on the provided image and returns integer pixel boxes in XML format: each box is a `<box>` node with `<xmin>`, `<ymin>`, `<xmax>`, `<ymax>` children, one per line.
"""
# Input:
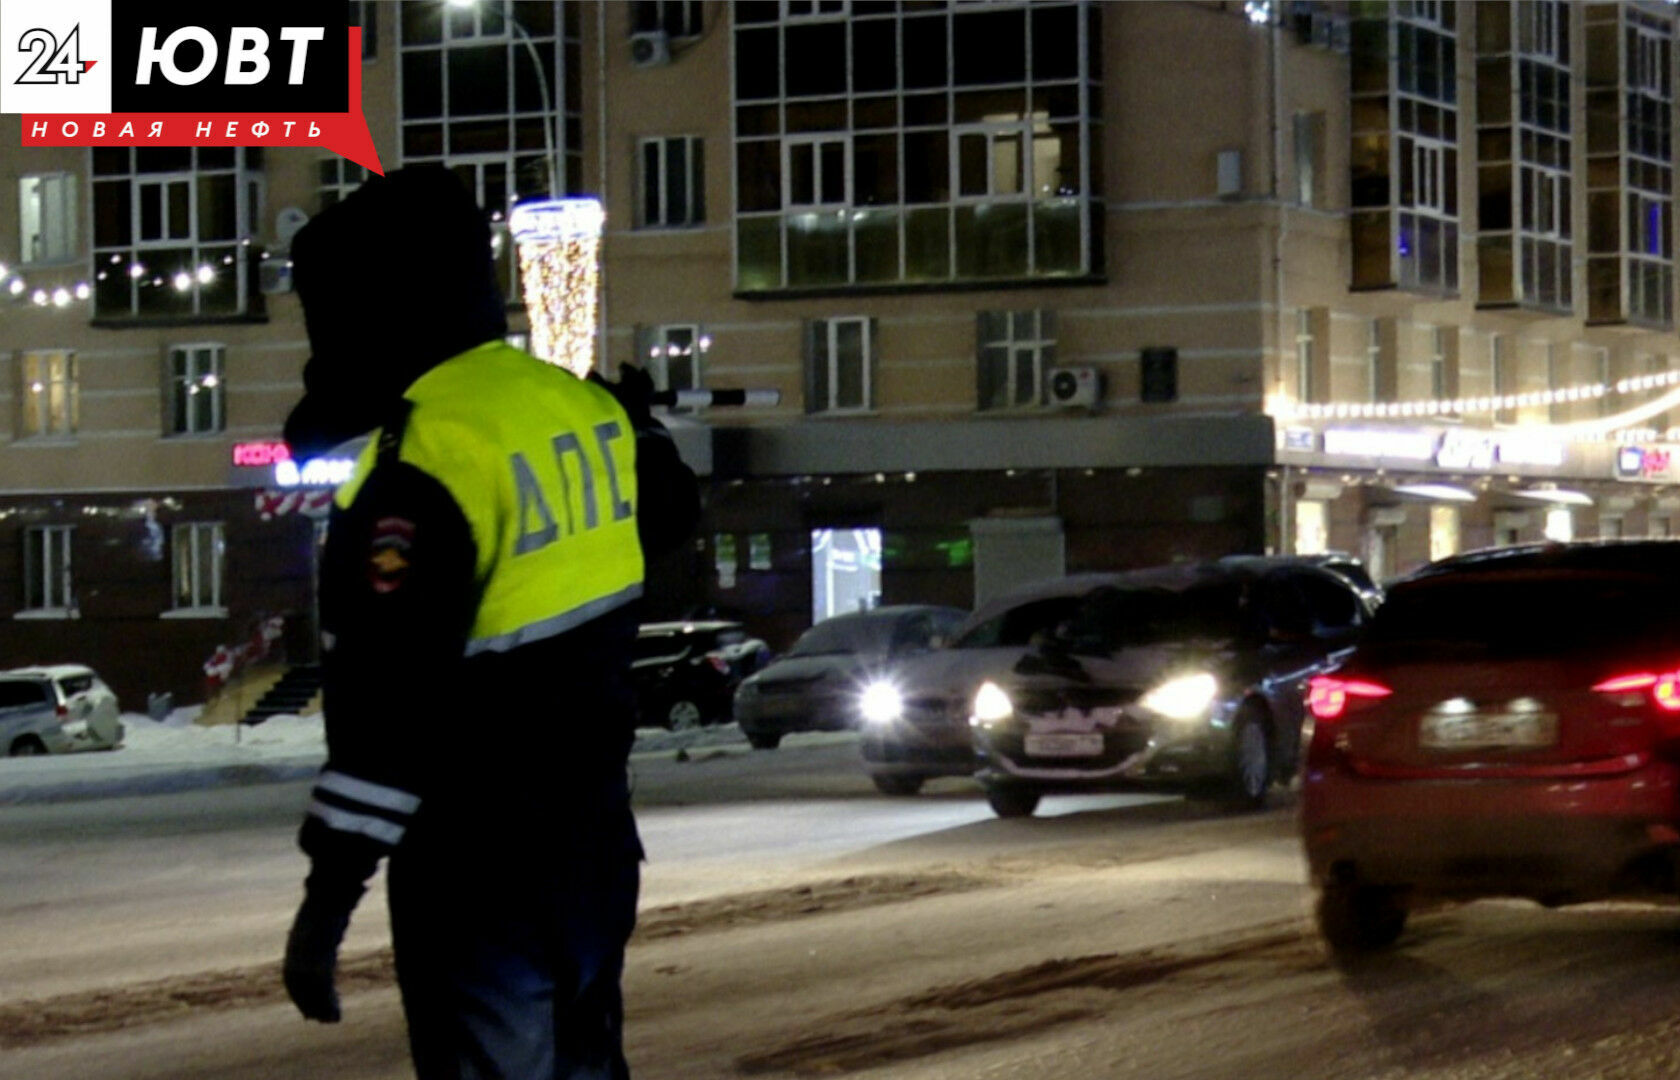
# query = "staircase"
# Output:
<box><xmin>240</xmin><ymin>664</ymin><xmax>324</xmax><ymax>725</ymax></box>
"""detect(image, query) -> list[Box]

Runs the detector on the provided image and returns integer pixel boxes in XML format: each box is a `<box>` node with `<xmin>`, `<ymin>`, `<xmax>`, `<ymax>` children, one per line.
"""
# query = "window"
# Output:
<box><xmin>17</xmin><ymin>350</ymin><xmax>78</xmax><ymax>439</ymax></box>
<box><xmin>733</xmin><ymin>3</ymin><xmax>1098</xmax><ymax>291</ymax></box>
<box><xmin>1294</xmin><ymin>501</ymin><xmax>1328</xmax><ymax>556</ymax></box>
<box><xmin>167</xmin><ymin>344</ymin><xmax>225</xmax><ymax>435</ymax></box>
<box><xmin>632</xmin><ymin>1</ymin><xmax>702</xmax><ymax>38</ymax></box>
<box><xmin>1366</xmin><ymin>320</ymin><xmax>1384</xmax><ymax>403</ymax></box>
<box><xmin>1493</xmin><ymin>335</ymin><xmax>1515</xmax><ymax>423</ymax></box>
<box><xmin>1294</xmin><ymin>112</ymin><xmax>1323</xmax><ymax>208</ymax></box>
<box><xmin>21</xmin><ymin>525</ymin><xmax>73</xmax><ymax>614</ymax></box>
<box><xmin>92</xmin><ymin>147</ymin><xmax>263</xmax><ymax>319</ymax></box>
<box><xmin>977</xmin><ymin>310</ymin><xmax>1055</xmax><ymax>410</ymax></box>
<box><xmin>1429</xmin><ymin>505</ymin><xmax>1459</xmax><ymax>561</ymax></box>
<box><xmin>317</xmin><ymin>159</ymin><xmax>371</xmax><ymax>212</ymax></box>
<box><xmin>399</xmin><ymin>1</ymin><xmax>585</xmax><ymax>223</ymax></box>
<box><xmin>19</xmin><ymin>173</ymin><xmax>77</xmax><ymax>264</ymax></box>
<box><xmin>1429</xmin><ymin>326</ymin><xmax>1449</xmax><ymax>400</ymax></box>
<box><xmin>805</xmin><ymin>316</ymin><xmax>872</xmax><ymax>413</ymax></box>
<box><xmin>350</xmin><ymin>0</ymin><xmax>377</xmax><ymax>60</ymax></box>
<box><xmin>636</xmin><ymin>323</ymin><xmax>706</xmax><ymax>399</ymax></box>
<box><xmin>172</xmin><ymin>523</ymin><xmax>225</xmax><ymax>612</ymax></box>
<box><xmin>1597</xmin><ymin>347</ymin><xmax>1612</xmax><ymax>415</ymax></box>
<box><xmin>639</xmin><ymin>136</ymin><xmax>704</xmax><ymax>227</ymax></box>
<box><xmin>1295</xmin><ymin>309</ymin><xmax>1317</xmax><ymax>403</ymax></box>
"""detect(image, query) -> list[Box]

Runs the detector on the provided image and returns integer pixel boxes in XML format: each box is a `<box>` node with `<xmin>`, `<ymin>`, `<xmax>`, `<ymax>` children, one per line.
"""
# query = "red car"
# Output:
<box><xmin>1301</xmin><ymin>540</ymin><xmax>1680</xmax><ymax>954</ymax></box>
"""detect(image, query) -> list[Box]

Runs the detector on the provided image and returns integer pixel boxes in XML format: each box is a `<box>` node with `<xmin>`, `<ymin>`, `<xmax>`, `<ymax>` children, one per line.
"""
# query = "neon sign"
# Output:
<box><xmin>232</xmin><ymin>440</ymin><xmax>292</xmax><ymax>466</ymax></box>
<box><xmin>276</xmin><ymin>457</ymin><xmax>356</xmax><ymax>487</ymax></box>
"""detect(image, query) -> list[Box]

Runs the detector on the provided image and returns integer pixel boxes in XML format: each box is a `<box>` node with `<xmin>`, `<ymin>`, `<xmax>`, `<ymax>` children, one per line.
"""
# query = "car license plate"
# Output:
<box><xmin>1023</xmin><ymin>732</ymin><xmax>1104</xmax><ymax>758</ymax></box>
<box><xmin>1419</xmin><ymin>711</ymin><xmax>1558</xmax><ymax>750</ymax></box>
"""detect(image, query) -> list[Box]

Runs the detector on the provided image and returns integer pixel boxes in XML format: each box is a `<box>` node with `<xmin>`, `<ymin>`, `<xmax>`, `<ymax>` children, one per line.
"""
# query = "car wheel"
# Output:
<box><xmin>1315</xmin><ymin>882</ymin><xmax>1407</xmax><ymax>955</ymax></box>
<box><xmin>1225</xmin><ymin>705</ymin><xmax>1272</xmax><ymax>811</ymax></box>
<box><xmin>871</xmin><ymin>774</ymin><xmax>924</xmax><ymax>796</ymax></box>
<box><xmin>985</xmin><ymin>786</ymin><xmax>1040</xmax><ymax>818</ymax></box>
<box><xmin>665</xmin><ymin>698</ymin><xmax>704</xmax><ymax>731</ymax></box>
<box><xmin>746</xmin><ymin>731</ymin><xmax>782</xmax><ymax>750</ymax></box>
<box><xmin>8</xmin><ymin>736</ymin><xmax>46</xmax><ymax>757</ymax></box>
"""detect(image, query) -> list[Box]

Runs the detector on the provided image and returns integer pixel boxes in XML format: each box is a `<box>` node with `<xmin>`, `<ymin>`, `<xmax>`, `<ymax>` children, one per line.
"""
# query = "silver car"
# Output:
<box><xmin>734</xmin><ymin>605</ymin><xmax>968</xmax><ymax>750</ymax></box>
<box><xmin>856</xmin><ymin>574</ymin><xmax>1132</xmax><ymax>795</ymax></box>
<box><xmin>0</xmin><ymin>673</ymin><xmax>73</xmax><ymax>756</ymax></box>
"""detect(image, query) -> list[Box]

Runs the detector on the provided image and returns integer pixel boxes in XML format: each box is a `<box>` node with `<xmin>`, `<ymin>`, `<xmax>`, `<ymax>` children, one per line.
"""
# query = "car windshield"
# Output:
<box><xmin>1366</xmin><ymin>571</ymin><xmax>1680</xmax><ymax>658</ymax></box>
<box><xmin>952</xmin><ymin>596</ymin><xmax>1084</xmax><ymax>649</ymax></box>
<box><xmin>1061</xmin><ymin>582</ymin><xmax>1252</xmax><ymax>654</ymax></box>
<box><xmin>58</xmin><ymin>674</ymin><xmax>95</xmax><ymax>695</ymax></box>
<box><xmin>785</xmin><ymin>616</ymin><xmax>890</xmax><ymax>657</ymax></box>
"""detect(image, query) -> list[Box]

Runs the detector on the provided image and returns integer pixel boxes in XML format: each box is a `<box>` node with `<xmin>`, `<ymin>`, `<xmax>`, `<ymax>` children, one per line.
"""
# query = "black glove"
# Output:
<box><xmin>601</xmin><ymin>363</ymin><xmax>657</xmax><ymax>428</ymax></box>
<box><xmin>283</xmin><ymin>884</ymin><xmax>362</xmax><ymax>1023</ymax></box>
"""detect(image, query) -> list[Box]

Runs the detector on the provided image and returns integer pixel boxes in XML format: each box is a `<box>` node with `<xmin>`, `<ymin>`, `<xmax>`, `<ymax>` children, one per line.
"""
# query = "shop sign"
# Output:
<box><xmin>1322</xmin><ymin>428</ymin><xmax>1436</xmax><ymax>460</ymax></box>
<box><xmin>1616</xmin><ymin>445</ymin><xmax>1675</xmax><ymax>480</ymax></box>
<box><xmin>1283</xmin><ymin>427</ymin><xmax>1316</xmax><ymax>451</ymax></box>
<box><xmin>232</xmin><ymin>440</ymin><xmax>292</xmax><ymax>467</ymax></box>
<box><xmin>1434</xmin><ymin>429</ymin><xmax>1496</xmax><ymax>470</ymax></box>
<box><xmin>1494</xmin><ymin>433</ymin><xmax>1566</xmax><ymax>467</ymax></box>
<box><xmin>275</xmin><ymin>457</ymin><xmax>356</xmax><ymax>487</ymax></box>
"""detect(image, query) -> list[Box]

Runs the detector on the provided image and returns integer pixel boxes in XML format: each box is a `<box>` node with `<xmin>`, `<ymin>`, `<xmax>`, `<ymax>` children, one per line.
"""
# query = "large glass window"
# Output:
<box><xmin>22</xmin><ymin>525</ymin><xmax>73</xmax><ymax>614</ymax></box>
<box><xmin>166</xmin><ymin>344</ymin><xmax>225</xmax><ymax>435</ymax></box>
<box><xmin>978</xmin><ymin>310</ymin><xmax>1054</xmax><ymax>411</ymax></box>
<box><xmin>172</xmin><ymin>523</ymin><xmax>225</xmax><ymax>612</ymax></box>
<box><xmin>91</xmin><ymin>148</ymin><xmax>261</xmax><ymax>319</ymax></box>
<box><xmin>635</xmin><ymin>323</ymin><xmax>705</xmax><ymax>399</ymax></box>
<box><xmin>1584</xmin><ymin>5</ymin><xmax>1672</xmax><ymax>327</ymax></box>
<box><xmin>317</xmin><ymin>158</ymin><xmax>372</xmax><ymax>213</ymax></box>
<box><xmin>400</xmin><ymin>0</ymin><xmax>584</xmax><ymax>295</ymax></box>
<box><xmin>733</xmin><ymin>2</ymin><xmax>1099</xmax><ymax>291</ymax></box>
<box><xmin>17</xmin><ymin>350</ymin><xmax>78</xmax><ymax>440</ymax></box>
<box><xmin>19</xmin><ymin>173</ymin><xmax>77</xmax><ymax>264</ymax></box>
<box><xmin>805</xmin><ymin>316</ymin><xmax>872</xmax><ymax>413</ymax></box>
<box><xmin>1351</xmin><ymin>1</ymin><xmax>1458</xmax><ymax>294</ymax></box>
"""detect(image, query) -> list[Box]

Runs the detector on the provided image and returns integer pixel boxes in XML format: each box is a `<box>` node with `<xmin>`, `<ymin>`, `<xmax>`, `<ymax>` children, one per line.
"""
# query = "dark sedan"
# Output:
<box><xmin>970</xmin><ymin>558</ymin><xmax>1369</xmax><ymax>817</ymax></box>
<box><xmin>734</xmin><ymin>605</ymin><xmax>968</xmax><ymax>750</ymax></box>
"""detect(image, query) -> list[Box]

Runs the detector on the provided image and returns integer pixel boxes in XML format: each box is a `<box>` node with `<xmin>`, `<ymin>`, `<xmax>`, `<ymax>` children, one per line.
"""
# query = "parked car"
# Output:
<box><xmin>857</xmin><ymin>574</ymin><xmax>1132</xmax><ymax>795</ymax></box>
<box><xmin>631</xmin><ymin>621</ymin><xmax>771</xmax><ymax>730</ymax></box>
<box><xmin>734</xmin><ymin>605</ymin><xmax>969</xmax><ymax>750</ymax></box>
<box><xmin>970</xmin><ymin>557</ymin><xmax>1369</xmax><ymax>818</ymax></box>
<box><xmin>1302</xmin><ymin>540</ymin><xmax>1680</xmax><ymax>954</ymax></box>
<box><xmin>3</xmin><ymin>664</ymin><xmax>123</xmax><ymax>752</ymax></box>
<box><xmin>0</xmin><ymin>672</ymin><xmax>73</xmax><ymax>756</ymax></box>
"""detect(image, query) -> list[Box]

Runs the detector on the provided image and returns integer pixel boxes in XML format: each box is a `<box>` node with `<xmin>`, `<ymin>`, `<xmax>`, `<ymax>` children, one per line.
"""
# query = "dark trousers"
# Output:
<box><xmin>388</xmin><ymin>847</ymin><xmax>641</xmax><ymax>1080</ymax></box>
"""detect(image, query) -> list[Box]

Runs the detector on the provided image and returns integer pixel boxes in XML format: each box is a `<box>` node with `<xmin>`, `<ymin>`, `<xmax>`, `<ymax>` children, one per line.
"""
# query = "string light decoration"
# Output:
<box><xmin>508</xmin><ymin>198</ymin><xmax>605</xmax><ymax>378</ymax></box>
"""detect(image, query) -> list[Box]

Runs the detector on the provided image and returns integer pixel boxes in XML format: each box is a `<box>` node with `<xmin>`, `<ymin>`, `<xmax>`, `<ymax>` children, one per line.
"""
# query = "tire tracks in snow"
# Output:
<box><xmin>0</xmin><ymin>871</ymin><xmax>988</xmax><ymax>1048</ymax></box>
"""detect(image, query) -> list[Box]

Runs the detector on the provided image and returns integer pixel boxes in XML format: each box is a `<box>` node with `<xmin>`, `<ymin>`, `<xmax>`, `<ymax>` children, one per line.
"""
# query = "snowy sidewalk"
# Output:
<box><xmin>0</xmin><ymin>711</ymin><xmax>762</xmax><ymax>805</ymax></box>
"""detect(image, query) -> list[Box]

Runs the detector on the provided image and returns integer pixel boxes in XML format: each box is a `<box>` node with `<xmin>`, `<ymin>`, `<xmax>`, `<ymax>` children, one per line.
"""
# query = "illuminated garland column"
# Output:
<box><xmin>508</xmin><ymin>197</ymin><xmax>605</xmax><ymax>377</ymax></box>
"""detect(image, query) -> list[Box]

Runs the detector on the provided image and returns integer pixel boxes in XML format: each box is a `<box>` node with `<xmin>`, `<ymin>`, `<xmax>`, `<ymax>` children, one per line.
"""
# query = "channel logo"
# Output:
<box><xmin>1</xmin><ymin>0</ymin><xmax>381</xmax><ymax>173</ymax></box>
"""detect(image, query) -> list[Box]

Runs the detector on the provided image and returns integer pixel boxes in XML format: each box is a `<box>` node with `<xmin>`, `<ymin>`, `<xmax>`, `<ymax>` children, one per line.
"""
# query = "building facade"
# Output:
<box><xmin>5</xmin><ymin>1</ymin><xmax>1680</xmax><ymax>706</ymax></box>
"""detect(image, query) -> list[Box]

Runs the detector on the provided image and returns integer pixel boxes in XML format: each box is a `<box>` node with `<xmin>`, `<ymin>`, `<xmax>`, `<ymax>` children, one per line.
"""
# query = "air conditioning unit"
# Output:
<box><xmin>629</xmin><ymin>30</ymin><xmax>671</xmax><ymax>68</ymax></box>
<box><xmin>1048</xmin><ymin>367</ymin><xmax>1104</xmax><ymax>408</ymax></box>
<box><xmin>258</xmin><ymin>257</ymin><xmax>294</xmax><ymax>295</ymax></box>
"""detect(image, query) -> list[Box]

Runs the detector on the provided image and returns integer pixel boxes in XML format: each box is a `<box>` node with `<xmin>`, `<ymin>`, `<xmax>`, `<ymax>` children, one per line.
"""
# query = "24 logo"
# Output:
<box><xmin>14</xmin><ymin>25</ymin><xmax>96</xmax><ymax>85</ymax></box>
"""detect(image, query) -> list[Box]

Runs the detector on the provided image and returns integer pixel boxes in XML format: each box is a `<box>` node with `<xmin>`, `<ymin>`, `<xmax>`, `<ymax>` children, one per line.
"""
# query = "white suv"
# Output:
<box><xmin>5</xmin><ymin>665</ymin><xmax>124</xmax><ymax>750</ymax></box>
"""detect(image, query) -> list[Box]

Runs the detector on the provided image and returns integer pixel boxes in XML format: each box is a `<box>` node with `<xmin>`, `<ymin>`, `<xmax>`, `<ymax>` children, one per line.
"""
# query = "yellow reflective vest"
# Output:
<box><xmin>335</xmin><ymin>341</ymin><xmax>644</xmax><ymax>655</ymax></box>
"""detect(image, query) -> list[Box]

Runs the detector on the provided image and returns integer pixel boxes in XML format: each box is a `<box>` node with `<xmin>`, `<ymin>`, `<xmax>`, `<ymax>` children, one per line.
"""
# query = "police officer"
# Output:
<box><xmin>280</xmin><ymin>166</ymin><xmax>698</xmax><ymax>1079</ymax></box>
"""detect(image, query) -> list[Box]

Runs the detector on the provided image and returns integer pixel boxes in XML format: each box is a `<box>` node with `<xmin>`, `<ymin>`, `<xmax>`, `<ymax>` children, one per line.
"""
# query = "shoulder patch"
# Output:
<box><xmin>368</xmin><ymin>516</ymin><xmax>416</xmax><ymax>594</ymax></box>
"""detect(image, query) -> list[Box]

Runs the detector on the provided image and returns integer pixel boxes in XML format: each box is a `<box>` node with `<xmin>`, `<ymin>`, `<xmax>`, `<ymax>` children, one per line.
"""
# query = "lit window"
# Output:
<box><xmin>172</xmin><ymin>522</ymin><xmax>225</xmax><ymax>612</ymax></box>
<box><xmin>21</xmin><ymin>525</ymin><xmax>74</xmax><ymax>614</ymax></box>
<box><xmin>167</xmin><ymin>344</ymin><xmax>226</xmax><ymax>435</ymax></box>
<box><xmin>1294</xmin><ymin>501</ymin><xmax>1329</xmax><ymax>556</ymax></box>
<box><xmin>1295</xmin><ymin>309</ymin><xmax>1317</xmax><ymax>403</ymax></box>
<box><xmin>1429</xmin><ymin>505</ymin><xmax>1459</xmax><ymax>561</ymax></box>
<box><xmin>17</xmin><ymin>350</ymin><xmax>78</xmax><ymax>440</ymax></box>
<box><xmin>19</xmin><ymin>173</ymin><xmax>77</xmax><ymax>264</ymax></box>
<box><xmin>636</xmin><ymin>323</ymin><xmax>705</xmax><ymax>403</ymax></box>
<box><xmin>977</xmin><ymin>310</ymin><xmax>1055</xmax><ymax>411</ymax></box>
<box><xmin>1544</xmin><ymin>508</ymin><xmax>1573</xmax><ymax>542</ymax></box>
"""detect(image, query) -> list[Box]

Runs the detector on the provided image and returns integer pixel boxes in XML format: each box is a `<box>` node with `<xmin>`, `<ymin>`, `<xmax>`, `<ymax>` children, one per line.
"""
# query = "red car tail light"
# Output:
<box><xmin>1307</xmin><ymin>676</ymin><xmax>1392</xmax><ymax>721</ymax></box>
<box><xmin>1593</xmin><ymin>670</ymin><xmax>1680</xmax><ymax>713</ymax></box>
<box><xmin>706</xmin><ymin>653</ymin><xmax>731</xmax><ymax>675</ymax></box>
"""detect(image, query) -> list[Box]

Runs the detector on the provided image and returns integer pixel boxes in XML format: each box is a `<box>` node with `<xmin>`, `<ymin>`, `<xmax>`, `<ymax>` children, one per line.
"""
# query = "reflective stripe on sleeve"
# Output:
<box><xmin>464</xmin><ymin>581</ymin><xmax>642</xmax><ymax>657</ymax></box>
<box><xmin>317</xmin><ymin>769</ymin><xmax>421</xmax><ymax>816</ymax></box>
<box><xmin>307</xmin><ymin>798</ymin><xmax>407</xmax><ymax>847</ymax></box>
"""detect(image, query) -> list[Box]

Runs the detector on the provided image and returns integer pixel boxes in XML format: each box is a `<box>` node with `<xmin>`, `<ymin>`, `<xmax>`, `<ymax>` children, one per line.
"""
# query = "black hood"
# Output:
<box><xmin>283</xmin><ymin>166</ymin><xmax>508</xmax><ymax>459</ymax></box>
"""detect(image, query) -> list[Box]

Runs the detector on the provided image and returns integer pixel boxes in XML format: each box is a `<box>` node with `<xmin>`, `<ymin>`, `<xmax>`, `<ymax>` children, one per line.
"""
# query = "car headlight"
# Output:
<box><xmin>859</xmin><ymin>680</ymin><xmax>903</xmax><ymax>725</ymax></box>
<box><xmin>1139</xmin><ymin>672</ymin><xmax>1218</xmax><ymax>721</ymax></box>
<box><xmin>971</xmin><ymin>680</ymin><xmax>1014</xmax><ymax>726</ymax></box>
